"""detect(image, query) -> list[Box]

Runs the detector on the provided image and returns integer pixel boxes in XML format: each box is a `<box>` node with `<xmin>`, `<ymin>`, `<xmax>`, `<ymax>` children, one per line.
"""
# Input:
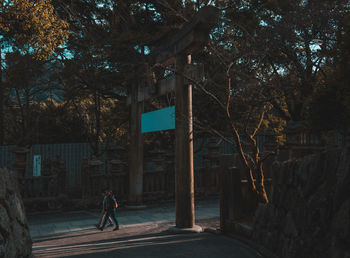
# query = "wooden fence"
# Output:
<box><xmin>0</xmin><ymin>138</ymin><xmax>242</xmax><ymax>189</ymax></box>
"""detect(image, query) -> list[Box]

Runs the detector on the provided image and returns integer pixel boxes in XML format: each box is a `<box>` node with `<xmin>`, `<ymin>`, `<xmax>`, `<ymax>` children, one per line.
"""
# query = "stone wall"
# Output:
<box><xmin>252</xmin><ymin>148</ymin><xmax>350</xmax><ymax>258</ymax></box>
<box><xmin>0</xmin><ymin>168</ymin><xmax>32</xmax><ymax>258</ymax></box>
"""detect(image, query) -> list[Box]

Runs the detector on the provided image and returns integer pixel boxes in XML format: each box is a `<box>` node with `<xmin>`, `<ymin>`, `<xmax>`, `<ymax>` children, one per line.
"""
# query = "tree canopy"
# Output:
<box><xmin>0</xmin><ymin>0</ymin><xmax>348</xmax><ymax>202</ymax></box>
<box><xmin>0</xmin><ymin>0</ymin><xmax>69</xmax><ymax>58</ymax></box>
<box><xmin>0</xmin><ymin>0</ymin><xmax>348</xmax><ymax>151</ymax></box>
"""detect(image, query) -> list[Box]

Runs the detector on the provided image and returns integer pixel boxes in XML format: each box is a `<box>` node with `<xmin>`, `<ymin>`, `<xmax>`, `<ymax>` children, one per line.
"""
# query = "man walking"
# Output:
<box><xmin>96</xmin><ymin>189</ymin><xmax>113</xmax><ymax>229</ymax></box>
<box><xmin>98</xmin><ymin>189</ymin><xmax>120</xmax><ymax>231</ymax></box>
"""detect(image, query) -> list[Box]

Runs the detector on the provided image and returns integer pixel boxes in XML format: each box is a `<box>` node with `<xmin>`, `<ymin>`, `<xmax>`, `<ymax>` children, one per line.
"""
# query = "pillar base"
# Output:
<box><xmin>168</xmin><ymin>225</ymin><xmax>203</xmax><ymax>234</ymax></box>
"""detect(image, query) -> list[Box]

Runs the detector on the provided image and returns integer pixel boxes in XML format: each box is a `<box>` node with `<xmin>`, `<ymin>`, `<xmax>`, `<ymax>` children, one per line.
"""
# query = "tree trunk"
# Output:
<box><xmin>93</xmin><ymin>90</ymin><xmax>101</xmax><ymax>156</ymax></box>
<box><xmin>0</xmin><ymin>47</ymin><xmax>4</xmax><ymax>145</ymax></box>
<box><xmin>240</xmin><ymin>159</ymin><xmax>269</xmax><ymax>204</ymax></box>
<box><xmin>254</xmin><ymin>163</ymin><xmax>269</xmax><ymax>204</ymax></box>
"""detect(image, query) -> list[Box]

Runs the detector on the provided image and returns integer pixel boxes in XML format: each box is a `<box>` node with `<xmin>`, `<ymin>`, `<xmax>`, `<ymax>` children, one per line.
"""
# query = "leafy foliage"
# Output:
<box><xmin>0</xmin><ymin>0</ymin><xmax>69</xmax><ymax>59</ymax></box>
<box><xmin>309</xmin><ymin>13</ymin><xmax>350</xmax><ymax>133</ymax></box>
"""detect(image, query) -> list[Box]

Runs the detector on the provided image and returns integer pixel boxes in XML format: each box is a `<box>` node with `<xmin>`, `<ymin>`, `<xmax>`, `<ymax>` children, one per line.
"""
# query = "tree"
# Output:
<box><xmin>309</xmin><ymin>13</ymin><xmax>350</xmax><ymax>138</ymax></box>
<box><xmin>49</xmin><ymin>0</ymin><xmax>193</xmax><ymax>155</ymax></box>
<box><xmin>246</xmin><ymin>0</ymin><xmax>347</xmax><ymax>122</ymax></box>
<box><xmin>0</xmin><ymin>0</ymin><xmax>69</xmax><ymax>58</ymax></box>
<box><xmin>189</xmin><ymin>0</ymin><xmax>348</xmax><ymax>204</ymax></box>
<box><xmin>3</xmin><ymin>52</ymin><xmax>65</xmax><ymax>145</ymax></box>
<box><xmin>0</xmin><ymin>0</ymin><xmax>69</xmax><ymax>145</ymax></box>
<box><xmin>192</xmin><ymin>31</ymin><xmax>285</xmax><ymax>204</ymax></box>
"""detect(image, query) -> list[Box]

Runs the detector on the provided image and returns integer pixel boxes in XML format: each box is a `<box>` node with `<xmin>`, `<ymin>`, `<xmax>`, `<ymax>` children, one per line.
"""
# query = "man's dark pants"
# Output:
<box><xmin>101</xmin><ymin>208</ymin><xmax>119</xmax><ymax>229</ymax></box>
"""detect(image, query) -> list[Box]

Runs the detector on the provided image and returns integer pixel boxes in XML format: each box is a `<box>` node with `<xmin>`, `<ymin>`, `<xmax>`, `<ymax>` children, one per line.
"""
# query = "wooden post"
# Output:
<box><xmin>219</xmin><ymin>155</ymin><xmax>232</xmax><ymax>232</ymax></box>
<box><xmin>125</xmin><ymin>6</ymin><xmax>219</xmax><ymax>224</ymax></box>
<box><xmin>129</xmin><ymin>81</ymin><xmax>144</xmax><ymax>205</ymax></box>
<box><xmin>175</xmin><ymin>54</ymin><xmax>195</xmax><ymax>228</ymax></box>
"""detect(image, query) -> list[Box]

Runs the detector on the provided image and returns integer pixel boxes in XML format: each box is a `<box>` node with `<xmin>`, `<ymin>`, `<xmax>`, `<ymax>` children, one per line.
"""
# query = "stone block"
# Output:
<box><xmin>250</xmin><ymin>149</ymin><xmax>350</xmax><ymax>258</ymax></box>
<box><xmin>332</xmin><ymin>199</ymin><xmax>350</xmax><ymax>241</ymax></box>
<box><xmin>295</xmin><ymin>156</ymin><xmax>310</xmax><ymax>185</ymax></box>
<box><xmin>271</xmin><ymin>185</ymin><xmax>281</xmax><ymax>206</ymax></box>
<box><xmin>8</xmin><ymin>194</ymin><xmax>27</xmax><ymax>226</ymax></box>
<box><xmin>284</xmin><ymin>187</ymin><xmax>298</xmax><ymax>212</ymax></box>
<box><xmin>291</xmin><ymin>199</ymin><xmax>308</xmax><ymax>233</ymax></box>
<box><xmin>284</xmin><ymin>212</ymin><xmax>298</xmax><ymax>237</ymax></box>
<box><xmin>0</xmin><ymin>205</ymin><xmax>10</xmax><ymax>232</ymax></box>
<box><xmin>0</xmin><ymin>168</ymin><xmax>32</xmax><ymax>258</ymax></box>
<box><xmin>0</xmin><ymin>232</ymin><xmax>5</xmax><ymax>258</ymax></box>
<box><xmin>234</xmin><ymin>223</ymin><xmax>252</xmax><ymax>238</ymax></box>
<box><xmin>253</xmin><ymin>203</ymin><xmax>267</xmax><ymax>226</ymax></box>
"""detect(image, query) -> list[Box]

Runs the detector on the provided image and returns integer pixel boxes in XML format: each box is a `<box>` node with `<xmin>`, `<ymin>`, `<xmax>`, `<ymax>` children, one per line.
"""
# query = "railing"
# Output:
<box><xmin>22</xmin><ymin>172</ymin><xmax>67</xmax><ymax>212</ymax></box>
<box><xmin>0</xmin><ymin>138</ymin><xmax>237</xmax><ymax>188</ymax></box>
<box><xmin>219</xmin><ymin>163</ymin><xmax>273</xmax><ymax>233</ymax></box>
<box><xmin>9</xmin><ymin>139</ymin><xmax>231</xmax><ymax>211</ymax></box>
<box><xmin>82</xmin><ymin>167</ymin><xmax>219</xmax><ymax>206</ymax></box>
<box><xmin>143</xmin><ymin>170</ymin><xmax>174</xmax><ymax>201</ymax></box>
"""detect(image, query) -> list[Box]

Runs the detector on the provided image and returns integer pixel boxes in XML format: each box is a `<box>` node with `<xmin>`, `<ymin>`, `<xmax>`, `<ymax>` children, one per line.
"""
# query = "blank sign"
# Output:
<box><xmin>141</xmin><ymin>106</ymin><xmax>175</xmax><ymax>133</ymax></box>
<box><xmin>33</xmin><ymin>155</ymin><xmax>41</xmax><ymax>177</ymax></box>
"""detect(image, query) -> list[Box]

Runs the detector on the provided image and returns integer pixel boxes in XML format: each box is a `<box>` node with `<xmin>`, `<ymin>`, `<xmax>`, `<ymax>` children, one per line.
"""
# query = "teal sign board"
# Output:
<box><xmin>141</xmin><ymin>106</ymin><xmax>175</xmax><ymax>133</ymax></box>
<box><xmin>33</xmin><ymin>155</ymin><xmax>41</xmax><ymax>177</ymax></box>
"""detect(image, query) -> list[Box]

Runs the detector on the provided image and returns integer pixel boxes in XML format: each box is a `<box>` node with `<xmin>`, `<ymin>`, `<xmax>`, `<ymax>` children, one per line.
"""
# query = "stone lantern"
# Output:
<box><xmin>87</xmin><ymin>156</ymin><xmax>105</xmax><ymax>198</ymax></box>
<box><xmin>88</xmin><ymin>156</ymin><xmax>104</xmax><ymax>174</ymax></box>
<box><xmin>203</xmin><ymin>138</ymin><xmax>221</xmax><ymax>168</ymax></box>
<box><xmin>10</xmin><ymin>147</ymin><xmax>29</xmax><ymax>182</ymax></box>
<box><xmin>149</xmin><ymin>148</ymin><xmax>166</xmax><ymax>172</ymax></box>
<box><xmin>108</xmin><ymin>146</ymin><xmax>126</xmax><ymax>174</ymax></box>
<box><xmin>281</xmin><ymin>121</ymin><xmax>323</xmax><ymax>160</ymax></box>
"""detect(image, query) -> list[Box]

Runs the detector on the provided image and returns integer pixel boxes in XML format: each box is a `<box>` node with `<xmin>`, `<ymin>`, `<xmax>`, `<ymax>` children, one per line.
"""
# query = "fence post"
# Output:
<box><xmin>219</xmin><ymin>154</ymin><xmax>244</xmax><ymax>233</ymax></box>
<box><xmin>219</xmin><ymin>154</ymin><xmax>231</xmax><ymax>232</ymax></box>
<box><xmin>81</xmin><ymin>158</ymin><xmax>89</xmax><ymax>200</ymax></box>
<box><xmin>229</xmin><ymin>167</ymin><xmax>244</xmax><ymax>220</ymax></box>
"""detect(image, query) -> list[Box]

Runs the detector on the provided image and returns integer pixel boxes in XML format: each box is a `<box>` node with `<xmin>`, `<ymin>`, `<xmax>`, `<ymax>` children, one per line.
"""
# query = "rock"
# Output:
<box><xmin>253</xmin><ymin>203</ymin><xmax>267</xmax><ymax>227</ymax></box>
<box><xmin>0</xmin><ymin>232</ymin><xmax>6</xmax><ymax>258</ymax></box>
<box><xmin>271</xmin><ymin>186</ymin><xmax>281</xmax><ymax>206</ymax></box>
<box><xmin>271</xmin><ymin>159</ymin><xmax>281</xmax><ymax>188</ymax></box>
<box><xmin>334</xmin><ymin>150</ymin><xmax>350</xmax><ymax>210</ymax></box>
<box><xmin>0</xmin><ymin>168</ymin><xmax>32</xmax><ymax>258</ymax></box>
<box><xmin>283</xmin><ymin>212</ymin><xmax>298</xmax><ymax>237</ymax></box>
<box><xmin>332</xmin><ymin>200</ymin><xmax>350</xmax><ymax>241</ymax></box>
<box><xmin>303</xmin><ymin>156</ymin><xmax>322</xmax><ymax>198</ymax></box>
<box><xmin>295</xmin><ymin>156</ymin><xmax>310</xmax><ymax>186</ymax></box>
<box><xmin>252</xmin><ymin>148</ymin><xmax>350</xmax><ymax>258</ymax></box>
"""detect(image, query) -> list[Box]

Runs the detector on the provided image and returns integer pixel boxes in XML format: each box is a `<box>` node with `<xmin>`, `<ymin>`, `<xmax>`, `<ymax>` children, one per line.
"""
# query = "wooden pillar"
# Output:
<box><xmin>175</xmin><ymin>54</ymin><xmax>195</xmax><ymax>228</ymax></box>
<box><xmin>0</xmin><ymin>47</ymin><xmax>4</xmax><ymax>145</ymax></box>
<box><xmin>129</xmin><ymin>81</ymin><xmax>144</xmax><ymax>205</ymax></box>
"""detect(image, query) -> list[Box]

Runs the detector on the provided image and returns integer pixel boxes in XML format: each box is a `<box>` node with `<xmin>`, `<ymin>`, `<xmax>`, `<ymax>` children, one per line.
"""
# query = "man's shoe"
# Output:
<box><xmin>113</xmin><ymin>226</ymin><xmax>120</xmax><ymax>231</ymax></box>
<box><xmin>98</xmin><ymin>227</ymin><xmax>103</xmax><ymax>231</ymax></box>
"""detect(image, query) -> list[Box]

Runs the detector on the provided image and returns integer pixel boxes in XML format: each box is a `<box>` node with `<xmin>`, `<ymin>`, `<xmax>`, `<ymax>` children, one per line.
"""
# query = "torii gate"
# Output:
<box><xmin>128</xmin><ymin>6</ymin><xmax>220</xmax><ymax>231</ymax></box>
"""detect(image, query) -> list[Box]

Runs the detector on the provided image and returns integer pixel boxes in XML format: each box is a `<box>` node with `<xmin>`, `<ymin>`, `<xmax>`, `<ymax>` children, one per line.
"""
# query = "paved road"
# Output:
<box><xmin>29</xmin><ymin>199</ymin><xmax>263</xmax><ymax>258</ymax></box>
